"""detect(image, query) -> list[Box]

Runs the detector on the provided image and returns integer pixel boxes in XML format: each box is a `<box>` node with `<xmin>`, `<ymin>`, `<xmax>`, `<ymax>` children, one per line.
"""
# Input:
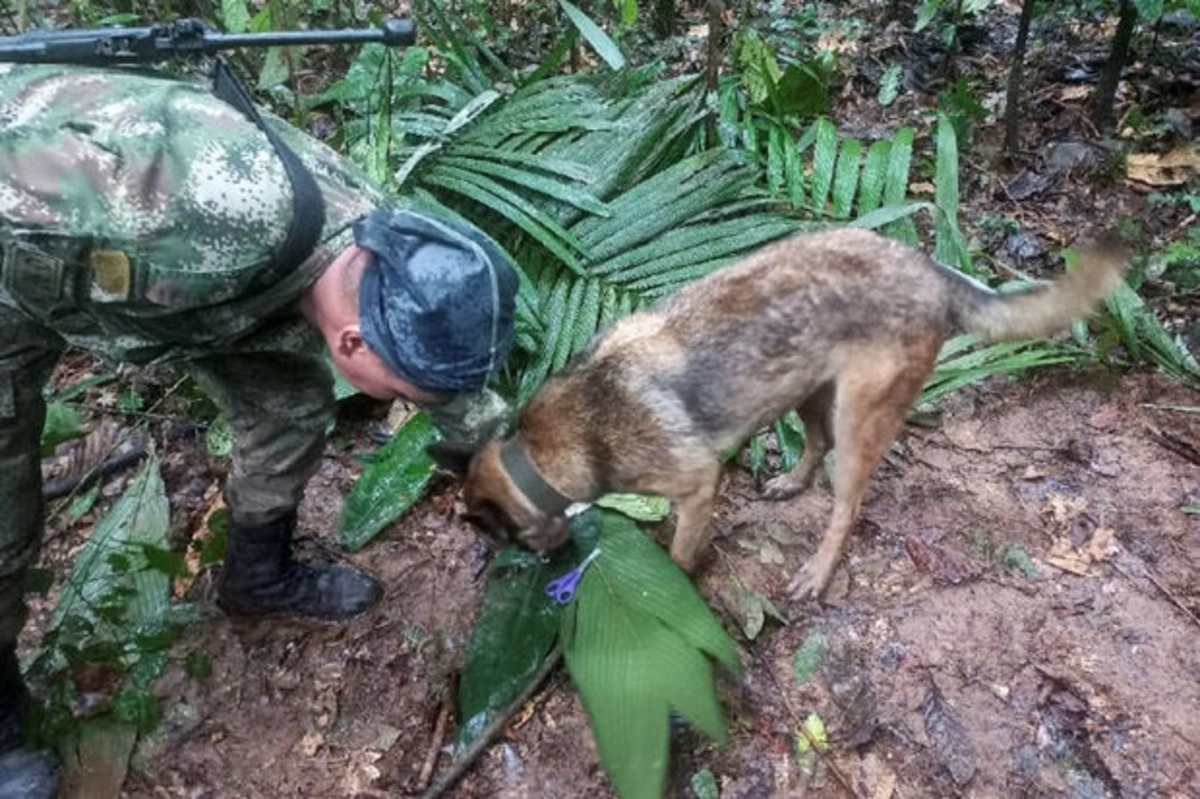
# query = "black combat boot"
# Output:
<box><xmin>0</xmin><ymin>647</ymin><xmax>60</xmax><ymax>799</ymax></box>
<box><xmin>215</xmin><ymin>511</ymin><xmax>382</xmax><ymax>620</ymax></box>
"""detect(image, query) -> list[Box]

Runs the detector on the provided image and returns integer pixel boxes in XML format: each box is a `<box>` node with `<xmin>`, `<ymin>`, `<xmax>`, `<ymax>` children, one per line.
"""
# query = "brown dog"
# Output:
<box><xmin>430</xmin><ymin>228</ymin><xmax>1126</xmax><ymax>600</ymax></box>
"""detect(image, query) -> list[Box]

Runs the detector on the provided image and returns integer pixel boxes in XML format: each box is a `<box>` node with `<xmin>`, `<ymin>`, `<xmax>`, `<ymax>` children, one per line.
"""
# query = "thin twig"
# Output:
<box><xmin>1144</xmin><ymin>424</ymin><xmax>1200</xmax><ymax>466</ymax></box>
<box><xmin>712</xmin><ymin>545</ymin><xmax>864</xmax><ymax>799</ymax></box>
<box><xmin>415</xmin><ymin>702</ymin><xmax>452</xmax><ymax>792</ymax></box>
<box><xmin>1139</xmin><ymin>403</ymin><xmax>1200</xmax><ymax>415</ymax></box>
<box><xmin>74</xmin><ymin>402</ymin><xmax>185</xmax><ymax>422</ymax></box>
<box><xmin>1112</xmin><ymin>560</ymin><xmax>1200</xmax><ymax>631</ymax></box>
<box><xmin>419</xmin><ymin>644</ymin><xmax>563</xmax><ymax>799</ymax></box>
<box><xmin>1171</xmin><ymin>212</ymin><xmax>1197</xmax><ymax>238</ymax></box>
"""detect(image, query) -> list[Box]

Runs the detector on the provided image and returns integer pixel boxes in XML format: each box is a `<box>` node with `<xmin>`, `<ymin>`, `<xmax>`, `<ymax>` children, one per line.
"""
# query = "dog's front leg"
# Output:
<box><xmin>665</xmin><ymin>467</ymin><xmax>721</xmax><ymax>573</ymax></box>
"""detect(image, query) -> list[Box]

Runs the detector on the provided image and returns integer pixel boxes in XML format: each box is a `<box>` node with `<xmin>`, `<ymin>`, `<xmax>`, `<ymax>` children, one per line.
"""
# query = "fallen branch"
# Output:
<box><xmin>419</xmin><ymin>643</ymin><xmax>563</xmax><ymax>799</ymax></box>
<box><xmin>1139</xmin><ymin>403</ymin><xmax>1200</xmax><ymax>414</ymax></box>
<box><xmin>415</xmin><ymin>702</ymin><xmax>452</xmax><ymax>792</ymax></box>
<box><xmin>42</xmin><ymin>441</ymin><xmax>148</xmax><ymax>499</ymax></box>
<box><xmin>1112</xmin><ymin>559</ymin><xmax>1200</xmax><ymax>631</ymax></box>
<box><xmin>1144</xmin><ymin>424</ymin><xmax>1200</xmax><ymax>466</ymax></box>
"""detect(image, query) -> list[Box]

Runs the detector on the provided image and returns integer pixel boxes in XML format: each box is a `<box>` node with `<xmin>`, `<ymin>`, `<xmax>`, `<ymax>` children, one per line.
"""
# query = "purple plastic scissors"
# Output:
<box><xmin>545</xmin><ymin>548</ymin><xmax>601</xmax><ymax>605</ymax></box>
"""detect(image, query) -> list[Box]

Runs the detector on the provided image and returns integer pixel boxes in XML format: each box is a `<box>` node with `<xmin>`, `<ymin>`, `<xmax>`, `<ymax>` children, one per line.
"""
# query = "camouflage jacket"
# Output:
<box><xmin>0</xmin><ymin>62</ymin><xmax>390</xmax><ymax>363</ymax></box>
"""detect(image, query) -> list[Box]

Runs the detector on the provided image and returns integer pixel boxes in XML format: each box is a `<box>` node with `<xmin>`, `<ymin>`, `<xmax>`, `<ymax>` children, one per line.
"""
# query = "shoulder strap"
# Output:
<box><xmin>209</xmin><ymin>58</ymin><xmax>327</xmax><ymax>291</ymax></box>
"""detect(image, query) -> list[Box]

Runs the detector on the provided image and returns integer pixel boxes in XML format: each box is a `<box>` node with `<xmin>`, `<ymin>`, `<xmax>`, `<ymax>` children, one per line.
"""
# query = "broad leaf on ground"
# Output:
<box><xmin>564</xmin><ymin>509</ymin><xmax>740</xmax><ymax>799</ymax></box>
<box><xmin>455</xmin><ymin>524</ymin><xmax>599</xmax><ymax>749</ymax></box>
<box><xmin>338</xmin><ymin>412</ymin><xmax>439</xmax><ymax>551</ymax></box>
<box><xmin>50</xmin><ymin>455</ymin><xmax>171</xmax><ymax>647</ymax></box>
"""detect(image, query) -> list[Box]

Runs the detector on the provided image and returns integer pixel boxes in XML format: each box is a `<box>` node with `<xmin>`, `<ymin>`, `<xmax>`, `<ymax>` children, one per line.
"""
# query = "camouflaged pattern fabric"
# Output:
<box><xmin>0</xmin><ymin>62</ymin><xmax>389</xmax><ymax>363</ymax></box>
<box><xmin>421</xmin><ymin>387</ymin><xmax>513</xmax><ymax>450</ymax></box>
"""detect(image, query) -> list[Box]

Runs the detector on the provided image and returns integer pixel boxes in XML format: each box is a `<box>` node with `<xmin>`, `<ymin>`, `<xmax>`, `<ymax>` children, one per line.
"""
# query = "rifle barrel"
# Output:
<box><xmin>203</xmin><ymin>20</ymin><xmax>416</xmax><ymax>49</ymax></box>
<box><xmin>0</xmin><ymin>18</ymin><xmax>416</xmax><ymax>64</ymax></box>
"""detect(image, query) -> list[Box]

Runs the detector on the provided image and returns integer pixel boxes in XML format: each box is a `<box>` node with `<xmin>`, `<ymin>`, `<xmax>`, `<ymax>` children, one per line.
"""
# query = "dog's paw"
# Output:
<box><xmin>786</xmin><ymin>560</ymin><xmax>832</xmax><ymax>602</ymax></box>
<box><xmin>761</xmin><ymin>473</ymin><xmax>807</xmax><ymax>501</ymax></box>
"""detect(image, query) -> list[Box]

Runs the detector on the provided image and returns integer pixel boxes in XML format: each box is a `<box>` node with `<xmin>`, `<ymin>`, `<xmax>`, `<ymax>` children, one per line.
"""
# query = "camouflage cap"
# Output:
<box><xmin>354</xmin><ymin>208</ymin><xmax>518</xmax><ymax>393</ymax></box>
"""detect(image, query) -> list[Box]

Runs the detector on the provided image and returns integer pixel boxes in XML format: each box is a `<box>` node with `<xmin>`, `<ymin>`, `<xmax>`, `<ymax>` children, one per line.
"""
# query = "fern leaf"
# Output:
<box><xmin>831</xmin><ymin>138</ymin><xmax>863</xmax><ymax>219</ymax></box>
<box><xmin>423</xmin><ymin>165</ymin><xmax>588</xmax><ymax>274</ymax></box>
<box><xmin>552</xmin><ymin>277</ymin><xmax>589</xmax><ymax>372</ymax></box>
<box><xmin>882</xmin><ymin>126</ymin><xmax>917</xmax><ymax>243</ymax></box>
<box><xmin>437</xmin><ymin>155</ymin><xmax>611</xmax><ymax>216</ymax></box>
<box><xmin>934</xmin><ymin>113</ymin><xmax>971</xmax><ymax>272</ymax></box>
<box><xmin>519</xmin><ymin>272</ymin><xmax>573</xmax><ymax>402</ymax></box>
<box><xmin>449</xmin><ymin>144</ymin><xmax>599</xmax><ymax>182</ymax></box>
<box><xmin>809</xmin><ymin>119</ymin><xmax>839</xmax><ymax>215</ymax></box>
<box><xmin>572</xmin><ymin>279</ymin><xmax>605</xmax><ymax>356</ymax></box>
<box><xmin>858</xmin><ymin>140</ymin><xmax>891</xmax><ymax>215</ymax></box>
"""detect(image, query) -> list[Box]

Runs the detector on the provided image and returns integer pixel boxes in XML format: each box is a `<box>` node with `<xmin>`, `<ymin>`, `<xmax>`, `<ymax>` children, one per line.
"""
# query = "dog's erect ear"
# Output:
<box><xmin>425</xmin><ymin>441</ymin><xmax>478</xmax><ymax>477</ymax></box>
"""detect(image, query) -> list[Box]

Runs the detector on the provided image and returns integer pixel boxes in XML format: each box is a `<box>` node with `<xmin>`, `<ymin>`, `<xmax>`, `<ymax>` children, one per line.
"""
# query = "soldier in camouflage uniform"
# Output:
<box><xmin>0</xmin><ymin>62</ymin><xmax>517</xmax><ymax>796</ymax></box>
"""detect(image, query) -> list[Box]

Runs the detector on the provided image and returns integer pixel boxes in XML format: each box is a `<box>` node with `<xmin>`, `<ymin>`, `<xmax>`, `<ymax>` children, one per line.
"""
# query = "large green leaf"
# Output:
<box><xmin>40</xmin><ymin>400</ymin><xmax>82</xmax><ymax>457</ymax></box>
<box><xmin>564</xmin><ymin>509</ymin><xmax>740</xmax><ymax>799</ymax></box>
<box><xmin>52</xmin><ymin>456</ymin><xmax>169</xmax><ymax>629</ymax></box>
<box><xmin>338</xmin><ymin>412</ymin><xmax>439</xmax><ymax>551</ymax></box>
<box><xmin>455</xmin><ymin>532</ymin><xmax>593</xmax><ymax>748</ymax></box>
<box><xmin>858</xmin><ymin>140</ymin><xmax>892</xmax><ymax>215</ymax></box>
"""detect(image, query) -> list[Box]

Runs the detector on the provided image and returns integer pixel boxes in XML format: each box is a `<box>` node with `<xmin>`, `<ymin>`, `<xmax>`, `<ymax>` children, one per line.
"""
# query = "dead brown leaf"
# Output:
<box><xmin>1084</xmin><ymin>525</ymin><xmax>1118</xmax><ymax>563</ymax></box>
<box><xmin>174</xmin><ymin>488</ymin><xmax>224</xmax><ymax>598</ymax></box>
<box><xmin>1042</xmin><ymin>525</ymin><xmax>1120</xmax><ymax>576</ymax></box>
<box><xmin>1126</xmin><ymin>146</ymin><xmax>1200</xmax><ymax>188</ymax></box>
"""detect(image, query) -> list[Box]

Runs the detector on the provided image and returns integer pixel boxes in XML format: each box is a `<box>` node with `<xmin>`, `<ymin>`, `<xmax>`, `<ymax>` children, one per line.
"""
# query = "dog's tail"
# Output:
<box><xmin>942</xmin><ymin>238</ymin><xmax>1129</xmax><ymax>343</ymax></box>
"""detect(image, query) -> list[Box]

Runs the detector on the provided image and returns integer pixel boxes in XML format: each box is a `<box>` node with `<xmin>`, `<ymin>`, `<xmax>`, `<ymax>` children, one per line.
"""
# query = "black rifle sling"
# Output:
<box><xmin>210</xmin><ymin>57</ymin><xmax>327</xmax><ymax>292</ymax></box>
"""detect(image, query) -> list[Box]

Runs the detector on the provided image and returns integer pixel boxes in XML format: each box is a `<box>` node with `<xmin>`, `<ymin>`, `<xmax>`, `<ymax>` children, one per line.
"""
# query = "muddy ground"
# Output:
<box><xmin>42</xmin><ymin>368</ymin><xmax>1188</xmax><ymax>799</ymax></box>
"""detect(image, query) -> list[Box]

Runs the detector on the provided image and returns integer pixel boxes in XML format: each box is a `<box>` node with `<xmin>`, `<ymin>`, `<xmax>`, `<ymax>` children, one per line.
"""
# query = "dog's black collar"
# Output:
<box><xmin>499</xmin><ymin>435</ymin><xmax>574</xmax><ymax>518</ymax></box>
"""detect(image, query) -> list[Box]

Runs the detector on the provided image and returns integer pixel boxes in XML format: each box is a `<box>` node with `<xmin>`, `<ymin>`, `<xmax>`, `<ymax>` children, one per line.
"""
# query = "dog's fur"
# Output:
<box><xmin>431</xmin><ymin>228</ymin><xmax>1127</xmax><ymax>600</ymax></box>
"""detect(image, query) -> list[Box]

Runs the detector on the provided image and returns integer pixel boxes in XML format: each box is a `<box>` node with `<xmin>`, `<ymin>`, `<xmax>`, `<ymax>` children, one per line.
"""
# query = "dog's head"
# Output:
<box><xmin>428</xmin><ymin>439</ymin><xmax>571</xmax><ymax>554</ymax></box>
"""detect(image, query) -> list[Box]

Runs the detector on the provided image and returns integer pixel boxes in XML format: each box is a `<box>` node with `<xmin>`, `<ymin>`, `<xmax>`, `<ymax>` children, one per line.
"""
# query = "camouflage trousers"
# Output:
<box><xmin>0</xmin><ymin>301</ymin><xmax>335</xmax><ymax>648</ymax></box>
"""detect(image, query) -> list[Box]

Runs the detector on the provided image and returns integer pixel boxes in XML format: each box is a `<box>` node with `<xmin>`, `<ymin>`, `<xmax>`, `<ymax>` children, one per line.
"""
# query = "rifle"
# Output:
<box><xmin>0</xmin><ymin>17</ymin><xmax>416</xmax><ymax>64</ymax></box>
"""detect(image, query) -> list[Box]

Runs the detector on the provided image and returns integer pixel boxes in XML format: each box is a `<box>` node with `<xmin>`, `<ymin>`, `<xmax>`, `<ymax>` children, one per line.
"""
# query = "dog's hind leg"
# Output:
<box><xmin>665</xmin><ymin>464</ymin><xmax>723</xmax><ymax>573</ymax></box>
<box><xmin>762</xmin><ymin>382</ymin><xmax>835</xmax><ymax>500</ymax></box>
<box><xmin>786</xmin><ymin>344</ymin><xmax>936</xmax><ymax>601</ymax></box>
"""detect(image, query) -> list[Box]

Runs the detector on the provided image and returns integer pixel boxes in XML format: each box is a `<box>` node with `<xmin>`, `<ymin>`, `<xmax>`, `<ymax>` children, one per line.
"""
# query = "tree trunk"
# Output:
<box><xmin>1091</xmin><ymin>0</ymin><xmax>1138</xmax><ymax>133</ymax></box>
<box><xmin>1002</xmin><ymin>0</ymin><xmax>1038</xmax><ymax>156</ymax></box>
<box><xmin>654</xmin><ymin>0</ymin><xmax>675</xmax><ymax>37</ymax></box>
<box><xmin>704</xmin><ymin>0</ymin><xmax>724</xmax><ymax>148</ymax></box>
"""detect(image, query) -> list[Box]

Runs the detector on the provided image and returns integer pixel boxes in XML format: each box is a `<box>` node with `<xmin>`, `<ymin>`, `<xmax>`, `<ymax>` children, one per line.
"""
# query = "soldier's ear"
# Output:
<box><xmin>426</xmin><ymin>441</ymin><xmax>478</xmax><ymax>477</ymax></box>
